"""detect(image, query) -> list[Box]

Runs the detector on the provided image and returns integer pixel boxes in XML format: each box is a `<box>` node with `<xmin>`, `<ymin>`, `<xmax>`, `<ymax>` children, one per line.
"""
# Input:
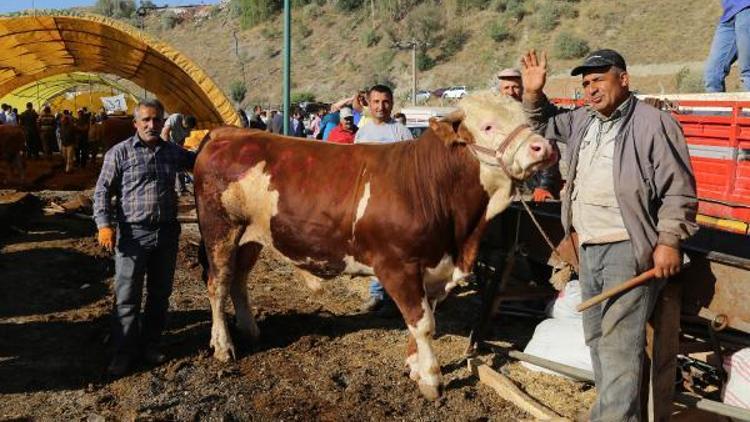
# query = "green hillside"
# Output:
<box><xmin>118</xmin><ymin>1</ymin><xmax>732</xmax><ymax>106</ymax></box>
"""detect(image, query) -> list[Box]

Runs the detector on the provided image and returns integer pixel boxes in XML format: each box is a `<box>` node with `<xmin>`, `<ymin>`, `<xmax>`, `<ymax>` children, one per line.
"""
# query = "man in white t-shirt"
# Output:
<box><xmin>161</xmin><ymin>113</ymin><xmax>196</xmax><ymax>194</ymax></box>
<box><xmin>354</xmin><ymin>85</ymin><xmax>413</xmax><ymax>144</ymax></box>
<box><xmin>354</xmin><ymin>84</ymin><xmax>413</xmax><ymax>316</ymax></box>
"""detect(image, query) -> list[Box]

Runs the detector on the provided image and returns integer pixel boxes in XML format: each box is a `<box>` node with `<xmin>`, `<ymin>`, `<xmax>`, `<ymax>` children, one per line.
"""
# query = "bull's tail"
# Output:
<box><xmin>195</xmin><ymin>130</ymin><xmax>215</xmax><ymax>155</ymax></box>
<box><xmin>198</xmin><ymin>240</ymin><xmax>209</xmax><ymax>285</ymax></box>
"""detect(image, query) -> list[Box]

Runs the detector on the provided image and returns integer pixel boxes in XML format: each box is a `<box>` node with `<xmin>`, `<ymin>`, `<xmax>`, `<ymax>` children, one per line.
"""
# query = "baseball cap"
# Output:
<box><xmin>570</xmin><ymin>49</ymin><xmax>627</xmax><ymax>76</ymax></box>
<box><xmin>339</xmin><ymin>107</ymin><xmax>354</xmax><ymax>119</ymax></box>
<box><xmin>497</xmin><ymin>68</ymin><xmax>522</xmax><ymax>79</ymax></box>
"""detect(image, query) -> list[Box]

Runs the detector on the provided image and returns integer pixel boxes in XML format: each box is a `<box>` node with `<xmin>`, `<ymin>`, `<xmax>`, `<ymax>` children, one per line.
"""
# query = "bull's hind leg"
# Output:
<box><xmin>379</xmin><ymin>267</ymin><xmax>443</xmax><ymax>400</ymax></box>
<box><xmin>230</xmin><ymin>242</ymin><xmax>263</xmax><ymax>342</ymax></box>
<box><xmin>205</xmin><ymin>225</ymin><xmax>243</xmax><ymax>362</ymax></box>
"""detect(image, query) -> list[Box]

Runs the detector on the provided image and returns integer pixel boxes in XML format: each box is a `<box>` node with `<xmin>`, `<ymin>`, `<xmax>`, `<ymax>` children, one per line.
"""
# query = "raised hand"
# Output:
<box><xmin>520</xmin><ymin>49</ymin><xmax>548</xmax><ymax>97</ymax></box>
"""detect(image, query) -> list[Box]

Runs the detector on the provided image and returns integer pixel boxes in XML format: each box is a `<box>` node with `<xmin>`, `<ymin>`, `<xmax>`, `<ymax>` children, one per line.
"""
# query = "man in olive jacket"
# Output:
<box><xmin>521</xmin><ymin>49</ymin><xmax>698</xmax><ymax>421</ymax></box>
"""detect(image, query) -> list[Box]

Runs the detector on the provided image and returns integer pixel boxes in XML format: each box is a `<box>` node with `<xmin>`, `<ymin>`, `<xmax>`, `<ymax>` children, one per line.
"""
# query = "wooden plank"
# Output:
<box><xmin>646</xmin><ymin>282</ymin><xmax>683</xmax><ymax>422</ymax></box>
<box><xmin>675</xmin><ymin>393</ymin><xmax>750</xmax><ymax>421</ymax></box>
<box><xmin>467</xmin><ymin>358</ymin><xmax>568</xmax><ymax>421</ymax></box>
<box><xmin>508</xmin><ymin>350</ymin><xmax>594</xmax><ymax>382</ymax></box>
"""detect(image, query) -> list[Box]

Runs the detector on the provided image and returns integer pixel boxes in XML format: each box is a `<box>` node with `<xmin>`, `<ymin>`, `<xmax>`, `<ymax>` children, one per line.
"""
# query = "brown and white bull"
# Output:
<box><xmin>194</xmin><ymin>93</ymin><xmax>556</xmax><ymax>399</ymax></box>
<box><xmin>0</xmin><ymin>125</ymin><xmax>27</xmax><ymax>183</ymax></box>
<box><xmin>88</xmin><ymin>116</ymin><xmax>135</xmax><ymax>162</ymax></box>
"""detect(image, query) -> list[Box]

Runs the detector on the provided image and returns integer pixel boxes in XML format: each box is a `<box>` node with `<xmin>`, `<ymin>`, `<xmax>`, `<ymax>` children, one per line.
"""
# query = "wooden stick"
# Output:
<box><xmin>467</xmin><ymin>358</ymin><xmax>567</xmax><ymax>421</ymax></box>
<box><xmin>576</xmin><ymin>269</ymin><xmax>657</xmax><ymax>312</ymax></box>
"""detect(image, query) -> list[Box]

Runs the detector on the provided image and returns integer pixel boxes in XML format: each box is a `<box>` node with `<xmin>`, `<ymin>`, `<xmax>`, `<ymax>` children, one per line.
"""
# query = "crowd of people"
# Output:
<box><xmin>233</xmin><ymin>85</ymin><xmax>412</xmax><ymax>146</ymax></box>
<box><xmin>0</xmin><ymin>101</ymin><xmax>110</xmax><ymax>173</ymax></box>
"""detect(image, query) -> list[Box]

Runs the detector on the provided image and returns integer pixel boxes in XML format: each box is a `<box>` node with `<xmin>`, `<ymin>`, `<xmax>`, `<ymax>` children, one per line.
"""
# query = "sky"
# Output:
<box><xmin>0</xmin><ymin>0</ymin><xmax>221</xmax><ymax>14</ymax></box>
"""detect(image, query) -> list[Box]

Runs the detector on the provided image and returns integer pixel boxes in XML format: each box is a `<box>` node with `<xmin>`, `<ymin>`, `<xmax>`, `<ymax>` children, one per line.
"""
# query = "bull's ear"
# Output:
<box><xmin>429</xmin><ymin>117</ymin><xmax>467</xmax><ymax>146</ymax></box>
<box><xmin>456</xmin><ymin>124</ymin><xmax>474</xmax><ymax>145</ymax></box>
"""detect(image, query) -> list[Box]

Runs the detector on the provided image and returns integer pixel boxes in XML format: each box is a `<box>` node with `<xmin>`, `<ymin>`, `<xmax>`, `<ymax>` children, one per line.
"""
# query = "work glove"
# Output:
<box><xmin>98</xmin><ymin>226</ymin><xmax>115</xmax><ymax>252</ymax></box>
<box><xmin>532</xmin><ymin>187</ymin><xmax>554</xmax><ymax>202</ymax></box>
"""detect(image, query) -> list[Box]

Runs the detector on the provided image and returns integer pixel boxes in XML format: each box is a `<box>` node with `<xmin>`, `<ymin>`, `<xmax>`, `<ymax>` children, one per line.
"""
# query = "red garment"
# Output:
<box><xmin>327</xmin><ymin>124</ymin><xmax>357</xmax><ymax>144</ymax></box>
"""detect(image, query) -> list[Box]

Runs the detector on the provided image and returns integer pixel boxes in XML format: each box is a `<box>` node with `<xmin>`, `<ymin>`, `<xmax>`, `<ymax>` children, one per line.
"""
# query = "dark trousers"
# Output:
<box><xmin>25</xmin><ymin>129</ymin><xmax>41</xmax><ymax>159</ymax></box>
<box><xmin>112</xmin><ymin>222</ymin><xmax>180</xmax><ymax>355</ymax></box>
<box><xmin>580</xmin><ymin>240</ymin><xmax>665</xmax><ymax>422</ymax></box>
<box><xmin>176</xmin><ymin>171</ymin><xmax>190</xmax><ymax>192</ymax></box>
<box><xmin>76</xmin><ymin>139</ymin><xmax>89</xmax><ymax>168</ymax></box>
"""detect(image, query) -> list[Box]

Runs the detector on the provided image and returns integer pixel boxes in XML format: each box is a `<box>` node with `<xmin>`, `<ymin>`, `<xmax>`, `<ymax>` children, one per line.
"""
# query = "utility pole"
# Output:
<box><xmin>282</xmin><ymin>0</ymin><xmax>291</xmax><ymax>136</ymax></box>
<box><xmin>392</xmin><ymin>39</ymin><xmax>430</xmax><ymax>105</ymax></box>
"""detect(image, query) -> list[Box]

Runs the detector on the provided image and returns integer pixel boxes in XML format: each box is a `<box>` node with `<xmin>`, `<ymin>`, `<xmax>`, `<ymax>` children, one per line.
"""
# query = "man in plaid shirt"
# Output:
<box><xmin>93</xmin><ymin>99</ymin><xmax>195</xmax><ymax>376</ymax></box>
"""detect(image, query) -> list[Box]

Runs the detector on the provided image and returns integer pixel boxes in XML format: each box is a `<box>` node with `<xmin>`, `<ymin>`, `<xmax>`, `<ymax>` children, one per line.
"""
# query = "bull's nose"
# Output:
<box><xmin>528</xmin><ymin>140</ymin><xmax>550</xmax><ymax>160</ymax></box>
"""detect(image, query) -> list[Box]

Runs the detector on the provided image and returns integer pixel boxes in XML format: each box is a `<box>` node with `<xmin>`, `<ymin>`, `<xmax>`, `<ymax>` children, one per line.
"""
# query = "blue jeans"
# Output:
<box><xmin>704</xmin><ymin>8</ymin><xmax>750</xmax><ymax>92</ymax></box>
<box><xmin>176</xmin><ymin>171</ymin><xmax>191</xmax><ymax>192</ymax></box>
<box><xmin>579</xmin><ymin>241</ymin><xmax>665</xmax><ymax>422</ymax></box>
<box><xmin>368</xmin><ymin>278</ymin><xmax>390</xmax><ymax>301</ymax></box>
<box><xmin>112</xmin><ymin>222</ymin><xmax>180</xmax><ymax>354</ymax></box>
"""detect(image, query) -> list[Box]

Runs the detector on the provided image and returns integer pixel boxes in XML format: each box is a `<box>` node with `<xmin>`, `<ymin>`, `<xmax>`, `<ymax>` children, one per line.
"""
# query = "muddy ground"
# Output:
<box><xmin>0</xmin><ymin>167</ymin><xmax>596</xmax><ymax>421</ymax></box>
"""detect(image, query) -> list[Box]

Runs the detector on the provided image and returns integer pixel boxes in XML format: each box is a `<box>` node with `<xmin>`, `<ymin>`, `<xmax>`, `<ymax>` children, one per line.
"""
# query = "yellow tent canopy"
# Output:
<box><xmin>0</xmin><ymin>13</ymin><xmax>239</xmax><ymax>128</ymax></box>
<box><xmin>0</xmin><ymin>71</ymin><xmax>137</xmax><ymax>111</ymax></box>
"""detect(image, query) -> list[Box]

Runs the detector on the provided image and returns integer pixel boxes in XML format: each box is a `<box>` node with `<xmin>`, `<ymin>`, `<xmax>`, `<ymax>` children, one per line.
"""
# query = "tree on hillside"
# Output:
<box><xmin>230</xmin><ymin>81</ymin><xmax>248</xmax><ymax>106</ymax></box>
<box><xmin>232</xmin><ymin>0</ymin><xmax>282</xmax><ymax>29</ymax></box>
<box><xmin>95</xmin><ymin>0</ymin><xmax>136</xmax><ymax>18</ymax></box>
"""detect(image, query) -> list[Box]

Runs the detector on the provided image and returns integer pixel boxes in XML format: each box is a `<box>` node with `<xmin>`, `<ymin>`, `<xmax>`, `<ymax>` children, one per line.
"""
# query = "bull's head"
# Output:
<box><xmin>433</xmin><ymin>92</ymin><xmax>557</xmax><ymax>180</ymax></box>
<box><xmin>429</xmin><ymin>92</ymin><xmax>558</xmax><ymax>219</ymax></box>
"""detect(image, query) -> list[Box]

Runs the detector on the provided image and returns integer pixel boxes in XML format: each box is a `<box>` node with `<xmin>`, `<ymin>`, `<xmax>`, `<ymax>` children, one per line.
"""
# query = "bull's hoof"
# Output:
<box><xmin>213</xmin><ymin>347</ymin><xmax>234</xmax><ymax>362</ymax></box>
<box><xmin>418</xmin><ymin>382</ymin><xmax>442</xmax><ymax>401</ymax></box>
<box><xmin>211</xmin><ymin>340</ymin><xmax>236</xmax><ymax>362</ymax></box>
<box><xmin>236</xmin><ymin>323</ymin><xmax>261</xmax><ymax>343</ymax></box>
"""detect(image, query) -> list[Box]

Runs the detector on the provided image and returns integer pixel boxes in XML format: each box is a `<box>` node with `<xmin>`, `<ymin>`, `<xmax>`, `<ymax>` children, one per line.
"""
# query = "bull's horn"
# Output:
<box><xmin>439</xmin><ymin>109</ymin><xmax>465</xmax><ymax>123</ymax></box>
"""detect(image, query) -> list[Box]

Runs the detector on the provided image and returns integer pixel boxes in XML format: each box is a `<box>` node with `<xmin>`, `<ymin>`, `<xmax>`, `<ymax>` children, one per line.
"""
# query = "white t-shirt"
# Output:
<box><xmin>354</xmin><ymin>118</ymin><xmax>413</xmax><ymax>144</ymax></box>
<box><xmin>4</xmin><ymin>111</ymin><xmax>17</xmax><ymax>125</ymax></box>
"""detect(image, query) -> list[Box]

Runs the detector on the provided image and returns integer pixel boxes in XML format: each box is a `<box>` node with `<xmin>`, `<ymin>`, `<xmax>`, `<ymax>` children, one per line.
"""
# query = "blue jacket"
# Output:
<box><xmin>320</xmin><ymin>112</ymin><xmax>340</xmax><ymax>141</ymax></box>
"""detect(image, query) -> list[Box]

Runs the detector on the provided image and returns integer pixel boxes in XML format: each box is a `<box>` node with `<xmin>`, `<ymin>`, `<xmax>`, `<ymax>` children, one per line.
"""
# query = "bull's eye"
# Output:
<box><xmin>483</xmin><ymin>125</ymin><xmax>493</xmax><ymax>132</ymax></box>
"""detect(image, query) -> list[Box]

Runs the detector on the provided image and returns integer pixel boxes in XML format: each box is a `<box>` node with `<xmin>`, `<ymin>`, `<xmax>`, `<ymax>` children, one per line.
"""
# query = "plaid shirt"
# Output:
<box><xmin>94</xmin><ymin>135</ymin><xmax>195</xmax><ymax>229</ymax></box>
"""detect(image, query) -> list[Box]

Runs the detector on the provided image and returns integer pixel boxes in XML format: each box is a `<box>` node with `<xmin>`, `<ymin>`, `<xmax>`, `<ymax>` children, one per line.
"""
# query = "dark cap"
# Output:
<box><xmin>570</xmin><ymin>49</ymin><xmax>627</xmax><ymax>76</ymax></box>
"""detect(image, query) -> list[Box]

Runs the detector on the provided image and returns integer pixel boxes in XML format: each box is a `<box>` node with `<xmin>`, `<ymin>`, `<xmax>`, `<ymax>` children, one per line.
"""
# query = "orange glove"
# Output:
<box><xmin>532</xmin><ymin>187</ymin><xmax>554</xmax><ymax>202</ymax></box>
<box><xmin>98</xmin><ymin>227</ymin><xmax>115</xmax><ymax>252</ymax></box>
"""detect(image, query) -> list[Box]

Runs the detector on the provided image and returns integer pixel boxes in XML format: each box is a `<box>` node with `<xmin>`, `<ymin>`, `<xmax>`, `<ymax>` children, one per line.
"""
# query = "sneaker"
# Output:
<box><xmin>142</xmin><ymin>347</ymin><xmax>167</xmax><ymax>365</ymax></box>
<box><xmin>361</xmin><ymin>296</ymin><xmax>384</xmax><ymax>313</ymax></box>
<box><xmin>107</xmin><ymin>353</ymin><xmax>132</xmax><ymax>376</ymax></box>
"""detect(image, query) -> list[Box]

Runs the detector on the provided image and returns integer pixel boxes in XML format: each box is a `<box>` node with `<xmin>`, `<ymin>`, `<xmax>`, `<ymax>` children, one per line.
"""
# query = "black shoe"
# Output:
<box><xmin>142</xmin><ymin>347</ymin><xmax>167</xmax><ymax>365</ymax></box>
<box><xmin>375</xmin><ymin>300</ymin><xmax>400</xmax><ymax>318</ymax></box>
<box><xmin>361</xmin><ymin>296</ymin><xmax>384</xmax><ymax>313</ymax></box>
<box><xmin>107</xmin><ymin>353</ymin><xmax>132</xmax><ymax>376</ymax></box>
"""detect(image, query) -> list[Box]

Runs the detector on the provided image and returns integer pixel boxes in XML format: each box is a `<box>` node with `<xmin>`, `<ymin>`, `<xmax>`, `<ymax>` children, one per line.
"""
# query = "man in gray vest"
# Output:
<box><xmin>521</xmin><ymin>49</ymin><xmax>698</xmax><ymax>420</ymax></box>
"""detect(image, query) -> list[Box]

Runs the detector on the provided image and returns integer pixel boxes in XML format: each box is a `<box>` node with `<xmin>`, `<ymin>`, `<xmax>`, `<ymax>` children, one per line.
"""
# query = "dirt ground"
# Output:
<box><xmin>0</xmin><ymin>177</ymin><xmax>597</xmax><ymax>421</ymax></box>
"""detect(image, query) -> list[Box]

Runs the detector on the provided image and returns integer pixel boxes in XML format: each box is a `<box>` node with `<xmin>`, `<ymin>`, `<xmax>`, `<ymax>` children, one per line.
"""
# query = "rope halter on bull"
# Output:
<box><xmin>438</xmin><ymin>112</ymin><xmax>571</xmax><ymax>291</ymax></box>
<box><xmin>466</xmin><ymin>123</ymin><xmax>530</xmax><ymax>180</ymax></box>
<box><xmin>454</xmin><ymin>119</ymin><xmax>563</xmax><ymax>262</ymax></box>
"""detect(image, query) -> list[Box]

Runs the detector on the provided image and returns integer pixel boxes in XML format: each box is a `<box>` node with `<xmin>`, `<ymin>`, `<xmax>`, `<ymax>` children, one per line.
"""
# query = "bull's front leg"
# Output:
<box><xmin>407</xmin><ymin>297</ymin><xmax>441</xmax><ymax>399</ymax></box>
<box><xmin>380</xmin><ymin>267</ymin><xmax>443</xmax><ymax>400</ymax></box>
